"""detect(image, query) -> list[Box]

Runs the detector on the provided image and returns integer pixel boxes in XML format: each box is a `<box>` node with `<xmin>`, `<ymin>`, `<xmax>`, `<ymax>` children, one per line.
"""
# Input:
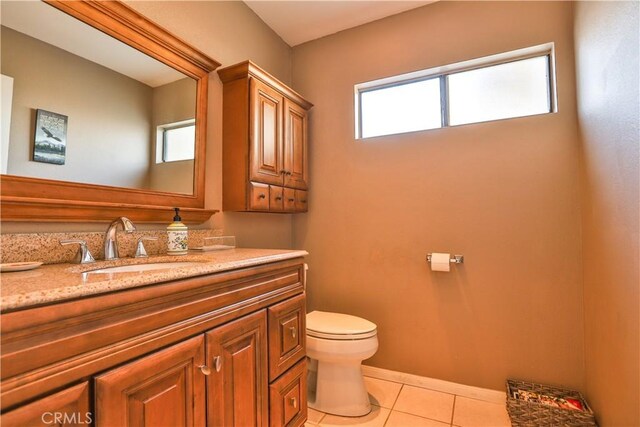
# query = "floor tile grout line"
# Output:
<box><xmin>390</xmin><ymin>383</ymin><xmax>404</xmax><ymax>410</ymax></box>
<box><xmin>309</xmin><ymin>409</ymin><xmax>326</xmax><ymax>425</ymax></box>
<box><xmin>381</xmin><ymin>406</ymin><xmax>392</xmax><ymax>427</ymax></box>
<box><xmin>450</xmin><ymin>395</ymin><xmax>457</xmax><ymax>426</ymax></box>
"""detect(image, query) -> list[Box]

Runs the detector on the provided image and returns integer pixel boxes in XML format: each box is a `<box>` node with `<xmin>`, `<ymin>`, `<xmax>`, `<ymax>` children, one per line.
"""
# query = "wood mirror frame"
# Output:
<box><xmin>0</xmin><ymin>0</ymin><xmax>220</xmax><ymax>223</ymax></box>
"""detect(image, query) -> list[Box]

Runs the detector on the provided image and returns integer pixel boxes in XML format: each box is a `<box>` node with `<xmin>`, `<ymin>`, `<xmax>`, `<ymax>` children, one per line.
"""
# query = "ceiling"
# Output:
<box><xmin>1</xmin><ymin>1</ymin><xmax>186</xmax><ymax>87</ymax></box>
<box><xmin>244</xmin><ymin>1</ymin><xmax>435</xmax><ymax>47</ymax></box>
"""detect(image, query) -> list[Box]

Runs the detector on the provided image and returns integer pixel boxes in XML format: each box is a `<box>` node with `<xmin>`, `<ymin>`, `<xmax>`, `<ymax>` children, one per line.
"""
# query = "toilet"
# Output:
<box><xmin>306</xmin><ymin>311</ymin><xmax>378</xmax><ymax>417</ymax></box>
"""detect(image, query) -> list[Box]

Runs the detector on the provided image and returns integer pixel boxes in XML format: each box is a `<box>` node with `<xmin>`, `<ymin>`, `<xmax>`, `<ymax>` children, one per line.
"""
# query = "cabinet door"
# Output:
<box><xmin>283</xmin><ymin>99</ymin><xmax>308</xmax><ymax>190</ymax></box>
<box><xmin>206</xmin><ymin>310</ymin><xmax>268</xmax><ymax>427</ymax></box>
<box><xmin>95</xmin><ymin>336</ymin><xmax>206</xmax><ymax>427</ymax></box>
<box><xmin>251</xmin><ymin>78</ymin><xmax>284</xmax><ymax>186</ymax></box>
<box><xmin>2</xmin><ymin>382</ymin><xmax>91</xmax><ymax>427</ymax></box>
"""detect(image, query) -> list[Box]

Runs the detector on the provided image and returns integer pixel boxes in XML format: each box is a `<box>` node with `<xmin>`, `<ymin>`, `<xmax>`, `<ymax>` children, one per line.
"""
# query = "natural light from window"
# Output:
<box><xmin>355</xmin><ymin>44</ymin><xmax>555</xmax><ymax>139</ymax></box>
<box><xmin>360</xmin><ymin>78</ymin><xmax>442</xmax><ymax>138</ymax></box>
<box><xmin>448</xmin><ymin>56</ymin><xmax>551</xmax><ymax>126</ymax></box>
<box><xmin>163</xmin><ymin>124</ymin><xmax>195</xmax><ymax>162</ymax></box>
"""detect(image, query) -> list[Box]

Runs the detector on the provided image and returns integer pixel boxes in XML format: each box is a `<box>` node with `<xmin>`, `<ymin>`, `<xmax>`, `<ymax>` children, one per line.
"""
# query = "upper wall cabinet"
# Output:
<box><xmin>218</xmin><ymin>61</ymin><xmax>312</xmax><ymax>213</ymax></box>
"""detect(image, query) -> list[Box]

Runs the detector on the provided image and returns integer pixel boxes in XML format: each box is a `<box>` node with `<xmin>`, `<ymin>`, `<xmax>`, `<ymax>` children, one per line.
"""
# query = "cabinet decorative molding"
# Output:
<box><xmin>219</xmin><ymin>61</ymin><xmax>312</xmax><ymax>213</ymax></box>
<box><xmin>1</xmin><ymin>258</ymin><xmax>307</xmax><ymax>427</ymax></box>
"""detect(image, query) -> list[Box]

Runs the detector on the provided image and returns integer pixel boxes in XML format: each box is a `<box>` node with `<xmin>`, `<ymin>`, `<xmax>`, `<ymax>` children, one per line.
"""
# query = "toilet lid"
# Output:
<box><xmin>306</xmin><ymin>311</ymin><xmax>377</xmax><ymax>339</ymax></box>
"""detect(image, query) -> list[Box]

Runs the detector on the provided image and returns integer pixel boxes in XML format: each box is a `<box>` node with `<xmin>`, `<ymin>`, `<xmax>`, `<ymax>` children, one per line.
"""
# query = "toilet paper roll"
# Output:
<box><xmin>430</xmin><ymin>252</ymin><xmax>451</xmax><ymax>272</ymax></box>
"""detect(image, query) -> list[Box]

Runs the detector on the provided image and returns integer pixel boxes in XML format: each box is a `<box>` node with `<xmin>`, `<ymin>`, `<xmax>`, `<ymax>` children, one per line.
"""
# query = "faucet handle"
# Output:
<box><xmin>135</xmin><ymin>237</ymin><xmax>158</xmax><ymax>258</ymax></box>
<box><xmin>60</xmin><ymin>239</ymin><xmax>96</xmax><ymax>264</ymax></box>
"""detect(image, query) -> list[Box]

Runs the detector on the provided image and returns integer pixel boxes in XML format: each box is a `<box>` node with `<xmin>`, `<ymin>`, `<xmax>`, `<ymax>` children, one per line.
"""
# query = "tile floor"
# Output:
<box><xmin>305</xmin><ymin>376</ymin><xmax>512</xmax><ymax>427</ymax></box>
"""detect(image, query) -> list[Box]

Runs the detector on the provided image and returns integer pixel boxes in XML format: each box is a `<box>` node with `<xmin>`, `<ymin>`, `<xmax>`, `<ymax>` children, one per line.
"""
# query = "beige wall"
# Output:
<box><xmin>1</xmin><ymin>26</ymin><xmax>152</xmax><ymax>190</ymax></box>
<box><xmin>292</xmin><ymin>1</ymin><xmax>584</xmax><ymax>391</ymax></box>
<box><xmin>149</xmin><ymin>77</ymin><xmax>196</xmax><ymax>195</ymax></box>
<box><xmin>2</xmin><ymin>1</ymin><xmax>294</xmax><ymax>249</ymax></box>
<box><xmin>574</xmin><ymin>2</ymin><xmax>640</xmax><ymax>425</ymax></box>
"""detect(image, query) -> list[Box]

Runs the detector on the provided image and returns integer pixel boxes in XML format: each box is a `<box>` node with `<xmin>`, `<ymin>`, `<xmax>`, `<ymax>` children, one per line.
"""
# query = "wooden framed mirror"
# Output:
<box><xmin>0</xmin><ymin>0</ymin><xmax>220</xmax><ymax>223</ymax></box>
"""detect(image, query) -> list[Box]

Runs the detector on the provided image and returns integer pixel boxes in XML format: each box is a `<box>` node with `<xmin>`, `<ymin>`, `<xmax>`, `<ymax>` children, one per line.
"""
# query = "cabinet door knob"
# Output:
<box><xmin>280</xmin><ymin>170</ymin><xmax>286</xmax><ymax>175</ymax></box>
<box><xmin>199</xmin><ymin>364</ymin><xmax>211</xmax><ymax>376</ymax></box>
<box><xmin>286</xmin><ymin>171</ymin><xmax>292</xmax><ymax>176</ymax></box>
<box><xmin>258</xmin><ymin>193</ymin><xmax>266</xmax><ymax>199</ymax></box>
<box><xmin>289</xmin><ymin>397</ymin><xmax>297</xmax><ymax>409</ymax></box>
<box><xmin>289</xmin><ymin>326</ymin><xmax>297</xmax><ymax>339</ymax></box>
<box><xmin>214</xmin><ymin>356</ymin><xmax>222</xmax><ymax>372</ymax></box>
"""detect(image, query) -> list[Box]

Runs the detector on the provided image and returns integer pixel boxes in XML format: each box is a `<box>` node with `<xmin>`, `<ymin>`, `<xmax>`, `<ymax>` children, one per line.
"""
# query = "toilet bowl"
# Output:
<box><xmin>306</xmin><ymin>311</ymin><xmax>378</xmax><ymax>417</ymax></box>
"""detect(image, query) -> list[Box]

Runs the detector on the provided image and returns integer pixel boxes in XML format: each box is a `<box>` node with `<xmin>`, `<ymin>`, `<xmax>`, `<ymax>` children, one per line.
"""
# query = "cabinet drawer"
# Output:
<box><xmin>2</xmin><ymin>382</ymin><xmax>91</xmax><ymax>427</ymax></box>
<box><xmin>269</xmin><ymin>359</ymin><xmax>307</xmax><ymax>427</ymax></box>
<box><xmin>270</xmin><ymin>185</ymin><xmax>284</xmax><ymax>211</ymax></box>
<box><xmin>283</xmin><ymin>188</ymin><xmax>296</xmax><ymax>212</ymax></box>
<box><xmin>295</xmin><ymin>190</ymin><xmax>308</xmax><ymax>212</ymax></box>
<box><xmin>249</xmin><ymin>182</ymin><xmax>270</xmax><ymax>210</ymax></box>
<box><xmin>268</xmin><ymin>294</ymin><xmax>306</xmax><ymax>381</ymax></box>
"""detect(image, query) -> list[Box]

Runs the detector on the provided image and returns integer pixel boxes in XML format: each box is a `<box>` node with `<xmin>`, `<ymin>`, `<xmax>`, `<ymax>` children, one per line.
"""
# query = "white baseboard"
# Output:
<box><xmin>361</xmin><ymin>365</ymin><xmax>506</xmax><ymax>404</ymax></box>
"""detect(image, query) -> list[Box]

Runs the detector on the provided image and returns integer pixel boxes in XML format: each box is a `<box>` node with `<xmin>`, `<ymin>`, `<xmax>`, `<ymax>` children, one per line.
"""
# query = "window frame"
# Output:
<box><xmin>354</xmin><ymin>43</ymin><xmax>557</xmax><ymax>139</ymax></box>
<box><xmin>160</xmin><ymin>120</ymin><xmax>196</xmax><ymax>163</ymax></box>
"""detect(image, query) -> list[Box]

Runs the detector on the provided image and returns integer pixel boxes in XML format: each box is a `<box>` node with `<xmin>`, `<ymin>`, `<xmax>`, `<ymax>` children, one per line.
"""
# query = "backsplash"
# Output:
<box><xmin>0</xmin><ymin>229</ymin><xmax>223</xmax><ymax>265</ymax></box>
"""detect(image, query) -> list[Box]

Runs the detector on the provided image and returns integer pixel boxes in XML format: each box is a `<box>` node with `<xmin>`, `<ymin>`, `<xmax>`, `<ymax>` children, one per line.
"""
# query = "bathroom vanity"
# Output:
<box><xmin>0</xmin><ymin>250</ymin><xmax>308</xmax><ymax>426</ymax></box>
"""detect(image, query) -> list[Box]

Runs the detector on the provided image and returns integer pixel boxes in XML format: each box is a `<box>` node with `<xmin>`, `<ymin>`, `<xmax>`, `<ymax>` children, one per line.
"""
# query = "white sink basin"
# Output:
<box><xmin>87</xmin><ymin>262</ymin><xmax>201</xmax><ymax>274</ymax></box>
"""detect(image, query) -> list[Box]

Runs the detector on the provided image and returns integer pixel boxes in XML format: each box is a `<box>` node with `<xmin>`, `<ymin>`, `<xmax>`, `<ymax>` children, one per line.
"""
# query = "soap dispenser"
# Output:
<box><xmin>167</xmin><ymin>208</ymin><xmax>188</xmax><ymax>255</ymax></box>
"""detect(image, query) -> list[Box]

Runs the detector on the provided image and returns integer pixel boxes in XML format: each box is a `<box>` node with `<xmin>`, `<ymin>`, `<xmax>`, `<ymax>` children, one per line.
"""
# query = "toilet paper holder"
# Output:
<box><xmin>426</xmin><ymin>254</ymin><xmax>464</xmax><ymax>264</ymax></box>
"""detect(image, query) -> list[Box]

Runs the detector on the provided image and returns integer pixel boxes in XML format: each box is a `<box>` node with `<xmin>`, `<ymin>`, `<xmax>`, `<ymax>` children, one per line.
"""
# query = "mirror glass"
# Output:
<box><xmin>1</xmin><ymin>1</ymin><xmax>197</xmax><ymax>195</ymax></box>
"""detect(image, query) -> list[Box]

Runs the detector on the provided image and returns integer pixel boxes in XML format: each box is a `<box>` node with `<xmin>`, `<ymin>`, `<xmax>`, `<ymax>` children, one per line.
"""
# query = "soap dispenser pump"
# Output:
<box><xmin>167</xmin><ymin>207</ymin><xmax>188</xmax><ymax>255</ymax></box>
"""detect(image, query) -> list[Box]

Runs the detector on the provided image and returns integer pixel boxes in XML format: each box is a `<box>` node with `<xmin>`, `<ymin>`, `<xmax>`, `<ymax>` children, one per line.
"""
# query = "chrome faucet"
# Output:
<box><xmin>104</xmin><ymin>217</ymin><xmax>136</xmax><ymax>260</ymax></box>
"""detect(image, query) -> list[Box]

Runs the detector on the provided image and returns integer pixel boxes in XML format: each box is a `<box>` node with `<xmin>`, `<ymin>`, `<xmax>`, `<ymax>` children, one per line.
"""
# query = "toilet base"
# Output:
<box><xmin>308</xmin><ymin>358</ymin><xmax>372</xmax><ymax>417</ymax></box>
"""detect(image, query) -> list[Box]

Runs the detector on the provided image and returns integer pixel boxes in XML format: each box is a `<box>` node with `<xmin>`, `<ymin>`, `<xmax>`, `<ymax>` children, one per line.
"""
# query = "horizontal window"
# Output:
<box><xmin>355</xmin><ymin>43</ymin><xmax>556</xmax><ymax>139</ymax></box>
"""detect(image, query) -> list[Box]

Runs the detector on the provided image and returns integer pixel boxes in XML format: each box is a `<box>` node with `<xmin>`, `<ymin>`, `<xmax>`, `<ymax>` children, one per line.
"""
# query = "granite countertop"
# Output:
<box><xmin>0</xmin><ymin>248</ymin><xmax>307</xmax><ymax>312</ymax></box>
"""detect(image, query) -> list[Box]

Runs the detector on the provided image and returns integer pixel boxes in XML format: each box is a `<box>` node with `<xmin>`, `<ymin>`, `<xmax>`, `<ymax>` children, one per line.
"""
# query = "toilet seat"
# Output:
<box><xmin>306</xmin><ymin>311</ymin><xmax>377</xmax><ymax>340</ymax></box>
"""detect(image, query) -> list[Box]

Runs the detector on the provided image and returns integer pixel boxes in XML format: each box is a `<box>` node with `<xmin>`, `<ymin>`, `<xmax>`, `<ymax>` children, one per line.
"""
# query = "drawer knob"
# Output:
<box><xmin>258</xmin><ymin>193</ymin><xmax>266</xmax><ymax>199</ymax></box>
<box><xmin>276</xmin><ymin>196</ymin><xmax>282</xmax><ymax>201</ymax></box>
<box><xmin>213</xmin><ymin>356</ymin><xmax>222</xmax><ymax>372</ymax></box>
<box><xmin>289</xmin><ymin>326</ymin><xmax>297</xmax><ymax>339</ymax></box>
<box><xmin>289</xmin><ymin>397</ymin><xmax>297</xmax><ymax>409</ymax></box>
<box><xmin>288</xmin><ymin>198</ymin><xmax>295</xmax><ymax>202</ymax></box>
<box><xmin>199</xmin><ymin>364</ymin><xmax>211</xmax><ymax>376</ymax></box>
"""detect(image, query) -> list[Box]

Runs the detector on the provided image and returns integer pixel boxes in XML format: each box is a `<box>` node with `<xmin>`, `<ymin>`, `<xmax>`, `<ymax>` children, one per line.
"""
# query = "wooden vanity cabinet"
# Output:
<box><xmin>1</xmin><ymin>258</ymin><xmax>308</xmax><ymax>427</ymax></box>
<box><xmin>219</xmin><ymin>61</ymin><xmax>312</xmax><ymax>213</ymax></box>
